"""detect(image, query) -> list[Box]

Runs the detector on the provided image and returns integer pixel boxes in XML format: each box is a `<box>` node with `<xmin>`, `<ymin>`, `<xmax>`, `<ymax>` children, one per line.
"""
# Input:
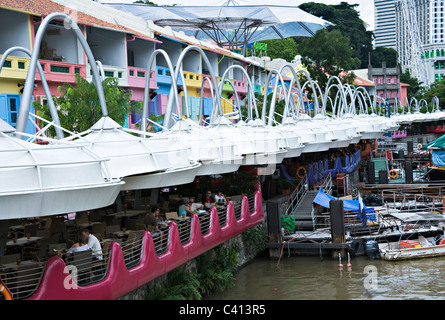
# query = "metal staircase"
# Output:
<box><xmin>284</xmin><ymin>174</ymin><xmax>333</xmax><ymax>231</ymax></box>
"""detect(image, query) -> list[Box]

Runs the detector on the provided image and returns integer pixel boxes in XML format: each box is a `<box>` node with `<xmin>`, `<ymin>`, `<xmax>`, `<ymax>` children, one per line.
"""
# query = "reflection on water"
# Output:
<box><xmin>207</xmin><ymin>255</ymin><xmax>445</xmax><ymax>300</ymax></box>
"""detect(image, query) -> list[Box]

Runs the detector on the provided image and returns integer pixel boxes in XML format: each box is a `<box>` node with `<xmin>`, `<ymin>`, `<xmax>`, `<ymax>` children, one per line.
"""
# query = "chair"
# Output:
<box><xmin>101</xmin><ymin>215</ymin><xmax>119</xmax><ymax>226</ymax></box>
<box><xmin>134</xmin><ymin>223</ymin><xmax>146</xmax><ymax>231</ymax></box>
<box><xmin>105</xmin><ymin>225</ymin><xmax>120</xmax><ymax>237</ymax></box>
<box><xmin>36</xmin><ymin>229</ymin><xmax>51</xmax><ymax>238</ymax></box>
<box><xmin>92</xmin><ymin>223</ymin><xmax>106</xmax><ymax>238</ymax></box>
<box><xmin>161</xmin><ymin>201</ymin><xmax>170</xmax><ymax>213</ymax></box>
<box><xmin>23</xmin><ymin>224</ymin><xmax>39</xmax><ymax>237</ymax></box>
<box><xmin>72</xmin><ymin>250</ymin><xmax>93</xmax><ymax>284</ymax></box>
<box><xmin>165</xmin><ymin>212</ymin><xmax>178</xmax><ymax>220</ymax></box>
<box><xmin>146</xmin><ymin>225</ymin><xmax>155</xmax><ymax>232</ymax></box>
<box><xmin>0</xmin><ymin>253</ymin><xmax>21</xmax><ymax>266</ymax></box>
<box><xmin>48</xmin><ymin>243</ymin><xmax>66</xmax><ymax>256</ymax></box>
<box><xmin>75</xmin><ymin>216</ymin><xmax>89</xmax><ymax>225</ymax></box>
<box><xmin>125</xmin><ymin>219</ymin><xmax>138</xmax><ymax>230</ymax></box>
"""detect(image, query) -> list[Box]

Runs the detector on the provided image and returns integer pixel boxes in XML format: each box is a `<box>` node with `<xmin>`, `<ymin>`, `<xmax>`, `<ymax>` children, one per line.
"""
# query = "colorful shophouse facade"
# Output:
<box><xmin>0</xmin><ymin>0</ymin><xmax>267</xmax><ymax>133</ymax></box>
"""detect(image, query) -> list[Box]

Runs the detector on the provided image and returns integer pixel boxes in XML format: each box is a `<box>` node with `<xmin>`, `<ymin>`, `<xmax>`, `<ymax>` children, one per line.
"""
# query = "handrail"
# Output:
<box><xmin>284</xmin><ymin>174</ymin><xmax>308</xmax><ymax>215</ymax></box>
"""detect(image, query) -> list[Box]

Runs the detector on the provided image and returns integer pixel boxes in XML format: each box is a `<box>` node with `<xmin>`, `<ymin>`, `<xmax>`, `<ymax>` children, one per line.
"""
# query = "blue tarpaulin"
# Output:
<box><xmin>432</xmin><ymin>150</ymin><xmax>445</xmax><ymax>167</ymax></box>
<box><xmin>313</xmin><ymin>187</ymin><xmax>376</xmax><ymax>222</ymax></box>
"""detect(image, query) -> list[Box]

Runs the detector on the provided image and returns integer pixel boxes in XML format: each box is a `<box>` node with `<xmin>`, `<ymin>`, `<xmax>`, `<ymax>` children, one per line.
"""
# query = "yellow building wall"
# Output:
<box><xmin>0</xmin><ymin>55</ymin><xmax>30</xmax><ymax>94</ymax></box>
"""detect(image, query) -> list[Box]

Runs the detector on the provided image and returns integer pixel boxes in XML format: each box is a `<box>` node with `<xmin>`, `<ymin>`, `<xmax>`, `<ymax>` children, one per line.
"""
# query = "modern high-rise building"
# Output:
<box><xmin>395</xmin><ymin>0</ymin><xmax>445</xmax><ymax>86</ymax></box>
<box><xmin>374</xmin><ymin>0</ymin><xmax>398</xmax><ymax>49</ymax></box>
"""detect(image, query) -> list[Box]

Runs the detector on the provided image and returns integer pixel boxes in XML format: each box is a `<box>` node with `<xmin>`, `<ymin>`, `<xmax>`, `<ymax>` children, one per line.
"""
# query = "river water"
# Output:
<box><xmin>207</xmin><ymin>255</ymin><xmax>445</xmax><ymax>300</ymax></box>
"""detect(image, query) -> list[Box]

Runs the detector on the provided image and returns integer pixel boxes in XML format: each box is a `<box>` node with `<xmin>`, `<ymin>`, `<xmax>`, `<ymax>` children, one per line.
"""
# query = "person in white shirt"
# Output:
<box><xmin>214</xmin><ymin>191</ymin><xmax>227</xmax><ymax>206</ymax></box>
<box><xmin>81</xmin><ymin>228</ymin><xmax>103</xmax><ymax>260</ymax></box>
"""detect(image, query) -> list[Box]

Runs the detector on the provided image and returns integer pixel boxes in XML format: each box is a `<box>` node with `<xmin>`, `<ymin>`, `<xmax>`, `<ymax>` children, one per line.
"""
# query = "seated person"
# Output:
<box><xmin>201</xmin><ymin>190</ymin><xmax>215</xmax><ymax>209</ymax></box>
<box><xmin>81</xmin><ymin>228</ymin><xmax>103</xmax><ymax>261</ymax></box>
<box><xmin>144</xmin><ymin>206</ymin><xmax>162</xmax><ymax>230</ymax></box>
<box><xmin>188</xmin><ymin>196</ymin><xmax>203</xmax><ymax>213</ymax></box>
<box><xmin>66</xmin><ymin>237</ymin><xmax>90</xmax><ymax>257</ymax></box>
<box><xmin>178</xmin><ymin>200</ymin><xmax>188</xmax><ymax>218</ymax></box>
<box><xmin>214</xmin><ymin>191</ymin><xmax>227</xmax><ymax>206</ymax></box>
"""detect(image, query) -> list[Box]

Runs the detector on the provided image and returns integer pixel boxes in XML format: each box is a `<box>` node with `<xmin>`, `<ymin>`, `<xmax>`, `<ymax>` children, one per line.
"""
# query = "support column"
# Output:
<box><xmin>330</xmin><ymin>200</ymin><xmax>345</xmax><ymax>258</ymax></box>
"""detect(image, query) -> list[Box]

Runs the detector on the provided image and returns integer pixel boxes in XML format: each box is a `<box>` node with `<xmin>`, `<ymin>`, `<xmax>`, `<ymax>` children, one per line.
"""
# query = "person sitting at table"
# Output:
<box><xmin>178</xmin><ymin>200</ymin><xmax>188</xmax><ymax>218</ymax></box>
<box><xmin>143</xmin><ymin>206</ymin><xmax>162</xmax><ymax>230</ymax></box>
<box><xmin>66</xmin><ymin>237</ymin><xmax>90</xmax><ymax>257</ymax></box>
<box><xmin>185</xmin><ymin>196</ymin><xmax>203</xmax><ymax>214</ymax></box>
<box><xmin>81</xmin><ymin>228</ymin><xmax>103</xmax><ymax>261</ymax></box>
<box><xmin>201</xmin><ymin>190</ymin><xmax>215</xmax><ymax>210</ymax></box>
<box><xmin>214</xmin><ymin>191</ymin><xmax>227</xmax><ymax>206</ymax></box>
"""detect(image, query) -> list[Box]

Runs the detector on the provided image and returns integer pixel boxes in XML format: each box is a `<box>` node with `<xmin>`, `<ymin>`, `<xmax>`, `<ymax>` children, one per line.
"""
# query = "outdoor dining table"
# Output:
<box><xmin>110</xmin><ymin>210</ymin><xmax>146</xmax><ymax>219</ymax></box>
<box><xmin>6</xmin><ymin>236</ymin><xmax>42</xmax><ymax>247</ymax></box>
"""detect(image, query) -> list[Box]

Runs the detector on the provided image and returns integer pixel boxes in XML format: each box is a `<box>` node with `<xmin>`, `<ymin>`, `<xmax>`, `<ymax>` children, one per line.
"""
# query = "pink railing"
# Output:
<box><xmin>25</xmin><ymin>184</ymin><xmax>264</xmax><ymax>300</ymax></box>
<box><xmin>35</xmin><ymin>59</ymin><xmax>86</xmax><ymax>83</ymax></box>
<box><xmin>128</xmin><ymin>67</ymin><xmax>157</xmax><ymax>89</ymax></box>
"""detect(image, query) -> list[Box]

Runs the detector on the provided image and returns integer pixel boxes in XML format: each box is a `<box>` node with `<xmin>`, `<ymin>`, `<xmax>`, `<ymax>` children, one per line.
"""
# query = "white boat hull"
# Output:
<box><xmin>378</xmin><ymin>237</ymin><xmax>445</xmax><ymax>261</ymax></box>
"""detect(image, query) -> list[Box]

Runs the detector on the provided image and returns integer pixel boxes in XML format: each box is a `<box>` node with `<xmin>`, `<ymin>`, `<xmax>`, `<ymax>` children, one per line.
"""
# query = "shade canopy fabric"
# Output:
<box><xmin>423</xmin><ymin>133</ymin><xmax>445</xmax><ymax>150</ymax></box>
<box><xmin>0</xmin><ymin>119</ymin><xmax>123</xmax><ymax>219</ymax></box>
<box><xmin>105</xmin><ymin>3</ymin><xmax>334</xmax><ymax>46</ymax></box>
<box><xmin>312</xmin><ymin>187</ymin><xmax>376</xmax><ymax>222</ymax></box>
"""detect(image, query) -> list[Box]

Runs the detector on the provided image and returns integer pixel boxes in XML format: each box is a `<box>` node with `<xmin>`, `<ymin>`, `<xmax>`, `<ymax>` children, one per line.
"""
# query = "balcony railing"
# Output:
<box><xmin>182</xmin><ymin>70</ymin><xmax>202</xmax><ymax>88</ymax></box>
<box><xmin>128</xmin><ymin>67</ymin><xmax>157</xmax><ymax>89</ymax></box>
<box><xmin>35</xmin><ymin>60</ymin><xmax>86</xmax><ymax>83</ymax></box>
<box><xmin>155</xmin><ymin>66</ymin><xmax>183</xmax><ymax>87</ymax></box>
<box><xmin>0</xmin><ymin>55</ymin><xmax>30</xmax><ymax>80</ymax></box>
<box><xmin>86</xmin><ymin>64</ymin><xmax>128</xmax><ymax>87</ymax></box>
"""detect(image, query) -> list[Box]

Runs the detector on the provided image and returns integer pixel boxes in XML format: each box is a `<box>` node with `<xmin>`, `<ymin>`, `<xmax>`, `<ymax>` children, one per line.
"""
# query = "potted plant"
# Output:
<box><xmin>278</xmin><ymin>179</ymin><xmax>293</xmax><ymax>195</ymax></box>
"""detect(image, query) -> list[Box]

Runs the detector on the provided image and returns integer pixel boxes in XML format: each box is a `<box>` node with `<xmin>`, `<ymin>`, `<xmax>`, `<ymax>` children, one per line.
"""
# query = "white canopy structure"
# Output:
<box><xmin>67</xmin><ymin>116</ymin><xmax>201</xmax><ymax>190</ymax></box>
<box><xmin>153</xmin><ymin>119</ymin><xmax>243</xmax><ymax>176</ymax></box>
<box><xmin>0</xmin><ymin>119</ymin><xmax>123</xmax><ymax>220</ymax></box>
<box><xmin>105</xmin><ymin>3</ymin><xmax>334</xmax><ymax>52</ymax></box>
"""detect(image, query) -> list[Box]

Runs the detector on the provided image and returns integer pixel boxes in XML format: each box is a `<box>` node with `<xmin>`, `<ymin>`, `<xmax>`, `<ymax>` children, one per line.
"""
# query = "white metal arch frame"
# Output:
<box><xmin>0</xmin><ymin>46</ymin><xmax>64</xmax><ymax>139</ymax></box>
<box><xmin>165</xmin><ymin>45</ymin><xmax>222</xmax><ymax>129</ymax></box>
<box><xmin>17</xmin><ymin>12</ymin><xmax>110</xmax><ymax>135</ymax></box>
<box><xmin>261</xmin><ymin>69</ymin><xmax>289</xmax><ymax>125</ymax></box>
<box><xmin>218</xmin><ymin>64</ymin><xmax>258</xmax><ymax>122</ymax></box>
<box><xmin>141</xmin><ymin>49</ymin><xmax>180</xmax><ymax>134</ymax></box>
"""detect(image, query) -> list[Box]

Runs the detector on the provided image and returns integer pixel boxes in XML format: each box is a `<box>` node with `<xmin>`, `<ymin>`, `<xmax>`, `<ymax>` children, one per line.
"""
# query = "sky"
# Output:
<box><xmin>101</xmin><ymin>0</ymin><xmax>375</xmax><ymax>31</ymax></box>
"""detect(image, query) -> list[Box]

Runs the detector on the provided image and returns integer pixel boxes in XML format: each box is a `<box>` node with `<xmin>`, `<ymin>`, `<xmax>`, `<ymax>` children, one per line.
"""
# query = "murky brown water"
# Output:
<box><xmin>207</xmin><ymin>255</ymin><xmax>445</xmax><ymax>300</ymax></box>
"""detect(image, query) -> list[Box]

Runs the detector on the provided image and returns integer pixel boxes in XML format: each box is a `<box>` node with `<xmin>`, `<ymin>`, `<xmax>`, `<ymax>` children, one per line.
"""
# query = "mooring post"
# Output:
<box><xmin>405</xmin><ymin>159</ymin><xmax>413</xmax><ymax>184</ymax></box>
<box><xmin>379</xmin><ymin>170</ymin><xmax>388</xmax><ymax>184</ymax></box>
<box><xmin>407</xmin><ymin>141</ymin><xmax>413</xmax><ymax>155</ymax></box>
<box><xmin>330</xmin><ymin>200</ymin><xmax>345</xmax><ymax>258</ymax></box>
<box><xmin>367</xmin><ymin>160</ymin><xmax>375</xmax><ymax>184</ymax></box>
<box><xmin>266</xmin><ymin>199</ymin><xmax>282</xmax><ymax>258</ymax></box>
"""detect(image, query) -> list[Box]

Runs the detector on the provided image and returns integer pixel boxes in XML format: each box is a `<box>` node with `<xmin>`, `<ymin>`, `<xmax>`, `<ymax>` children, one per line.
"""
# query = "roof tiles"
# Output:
<box><xmin>0</xmin><ymin>0</ymin><xmax>155</xmax><ymax>40</ymax></box>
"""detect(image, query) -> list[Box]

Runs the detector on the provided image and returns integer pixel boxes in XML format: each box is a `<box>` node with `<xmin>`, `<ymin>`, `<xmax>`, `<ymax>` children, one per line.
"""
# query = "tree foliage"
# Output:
<box><xmin>297</xmin><ymin>28</ymin><xmax>358</xmax><ymax>93</ymax></box>
<box><xmin>299</xmin><ymin>1</ymin><xmax>374</xmax><ymax>69</ymax></box>
<box><xmin>422</xmin><ymin>79</ymin><xmax>445</xmax><ymax>109</ymax></box>
<box><xmin>370</xmin><ymin>47</ymin><xmax>398</xmax><ymax>68</ymax></box>
<box><xmin>34</xmin><ymin>73</ymin><xmax>134</xmax><ymax>136</ymax></box>
<box><xmin>400</xmin><ymin>69</ymin><xmax>425</xmax><ymax>101</ymax></box>
<box><xmin>260</xmin><ymin>38</ymin><xmax>299</xmax><ymax>62</ymax></box>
